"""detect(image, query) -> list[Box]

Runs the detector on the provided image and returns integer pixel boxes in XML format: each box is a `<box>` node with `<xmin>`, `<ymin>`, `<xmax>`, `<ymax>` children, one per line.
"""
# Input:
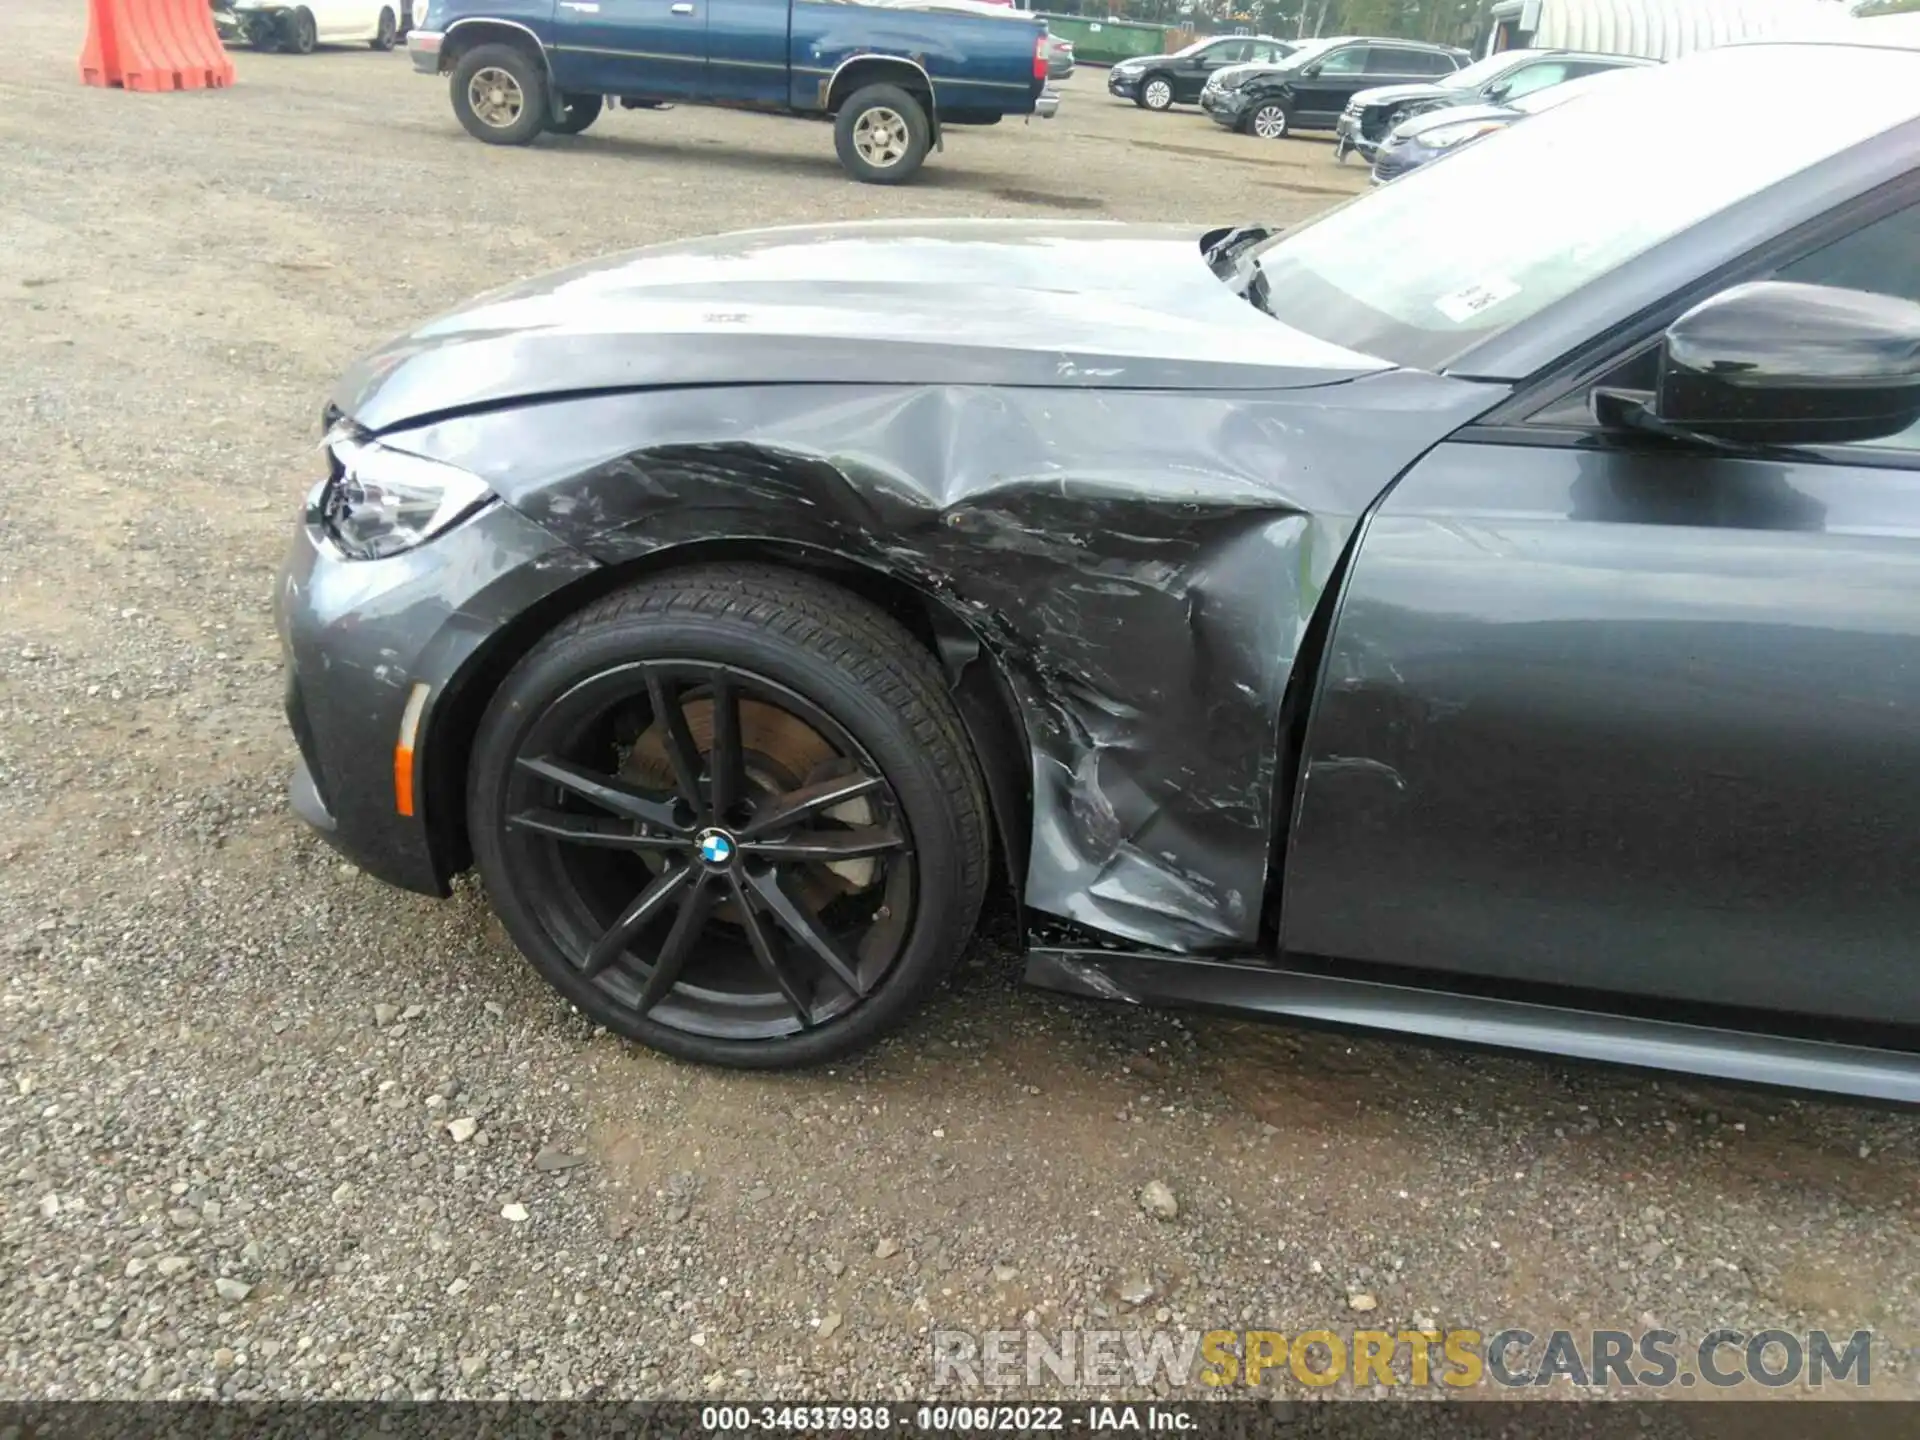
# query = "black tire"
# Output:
<box><xmin>467</xmin><ymin>565</ymin><xmax>992</xmax><ymax>1069</ymax></box>
<box><xmin>833</xmin><ymin>83</ymin><xmax>932</xmax><ymax>185</ymax></box>
<box><xmin>451</xmin><ymin>42</ymin><xmax>550</xmax><ymax>146</ymax></box>
<box><xmin>1137</xmin><ymin>72</ymin><xmax>1175</xmax><ymax>111</ymax></box>
<box><xmin>370</xmin><ymin>6</ymin><xmax>397</xmax><ymax>49</ymax></box>
<box><xmin>281</xmin><ymin>6</ymin><xmax>316</xmax><ymax>53</ymax></box>
<box><xmin>1246</xmin><ymin>100</ymin><xmax>1290</xmax><ymax>139</ymax></box>
<box><xmin>548</xmin><ymin>92</ymin><xmax>604</xmax><ymax>135</ymax></box>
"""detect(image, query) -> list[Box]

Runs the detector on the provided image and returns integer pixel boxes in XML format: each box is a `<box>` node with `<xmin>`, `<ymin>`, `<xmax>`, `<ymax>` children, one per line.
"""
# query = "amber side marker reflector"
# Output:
<box><xmin>395</xmin><ymin>682</ymin><xmax>431</xmax><ymax>817</ymax></box>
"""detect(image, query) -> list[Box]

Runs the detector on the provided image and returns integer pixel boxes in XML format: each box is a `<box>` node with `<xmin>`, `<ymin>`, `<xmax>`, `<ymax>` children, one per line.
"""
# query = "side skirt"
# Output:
<box><xmin>1024</xmin><ymin>949</ymin><xmax>1920</xmax><ymax>1105</ymax></box>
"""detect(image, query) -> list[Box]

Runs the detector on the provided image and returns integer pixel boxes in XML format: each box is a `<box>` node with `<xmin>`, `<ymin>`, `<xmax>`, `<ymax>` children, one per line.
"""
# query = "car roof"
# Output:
<box><xmin>1733</xmin><ymin>13</ymin><xmax>1920</xmax><ymax>52</ymax></box>
<box><xmin>1307</xmin><ymin>34</ymin><xmax>1459</xmax><ymax>50</ymax></box>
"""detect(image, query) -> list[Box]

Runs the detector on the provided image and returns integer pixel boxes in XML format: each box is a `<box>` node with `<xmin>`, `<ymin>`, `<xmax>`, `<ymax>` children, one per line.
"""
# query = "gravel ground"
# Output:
<box><xmin>2</xmin><ymin>0</ymin><xmax>1918</xmax><ymax>1406</ymax></box>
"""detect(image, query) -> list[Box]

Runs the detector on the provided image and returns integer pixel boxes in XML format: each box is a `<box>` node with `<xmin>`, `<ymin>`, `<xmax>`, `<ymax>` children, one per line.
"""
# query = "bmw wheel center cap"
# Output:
<box><xmin>696</xmin><ymin>829</ymin><xmax>736</xmax><ymax>867</ymax></box>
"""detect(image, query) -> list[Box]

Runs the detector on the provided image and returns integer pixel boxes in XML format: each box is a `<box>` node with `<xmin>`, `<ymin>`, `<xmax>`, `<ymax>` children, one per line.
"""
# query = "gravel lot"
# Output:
<box><xmin>2</xmin><ymin>0</ymin><xmax>1918</xmax><ymax>1408</ymax></box>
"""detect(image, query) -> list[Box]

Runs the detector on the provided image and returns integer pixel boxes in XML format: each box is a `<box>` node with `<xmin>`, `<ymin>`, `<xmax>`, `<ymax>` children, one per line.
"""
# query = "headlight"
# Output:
<box><xmin>1413</xmin><ymin>118</ymin><xmax>1506</xmax><ymax>150</ymax></box>
<box><xmin>318</xmin><ymin>423</ymin><xmax>493</xmax><ymax>560</ymax></box>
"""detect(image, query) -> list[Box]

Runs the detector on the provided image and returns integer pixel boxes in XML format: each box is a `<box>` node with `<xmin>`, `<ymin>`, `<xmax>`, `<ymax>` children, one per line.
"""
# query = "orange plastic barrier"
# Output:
<box><xmin>81</xmin><ymin>0</ymin><xmax>236</xmax><ymax>92</ymax></box>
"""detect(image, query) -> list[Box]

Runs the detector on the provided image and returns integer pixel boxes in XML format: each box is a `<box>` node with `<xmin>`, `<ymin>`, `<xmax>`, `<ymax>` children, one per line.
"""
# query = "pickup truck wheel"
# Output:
<box><xmin>370</xmin><ymin>6</ymin><xmax>397</xmax><ymax>49</ymax></box>
<box><xmin>452</xmin><ymin>43</ymin><xmax>550</xmax><ymax>146</ymax></box>
<box><xmin>549</xmin><ymin>93</ymin><xmax>604</xmax><ymax>135</ymax></box>
<box><xmin>834</xmin><ymin>84</ymin><xmax>932</xmax><ymax>185</ymax></box>
<box><xmin>1138</xmin><ymin>75</ymin><xmax>1174</xmax><ymax>110</ymax></box>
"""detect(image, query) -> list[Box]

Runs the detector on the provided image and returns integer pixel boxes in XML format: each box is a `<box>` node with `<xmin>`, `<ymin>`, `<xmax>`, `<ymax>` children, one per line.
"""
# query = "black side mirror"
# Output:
<box><xmin>1602</xmin><ymin>281</ymin><xmax>1920</xmax><ymax>448</ymax></box>
<box><xmin>1298</xmin><ymin>61</ymin><xmax>1320</xmax><ymax>77</ymax></box>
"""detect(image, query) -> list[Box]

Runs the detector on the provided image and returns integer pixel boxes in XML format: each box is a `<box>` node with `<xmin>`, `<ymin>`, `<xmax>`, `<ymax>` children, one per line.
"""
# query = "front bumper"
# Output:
<box><xmin>1369</xmin><ymin>139</ymin><xmax>1427</xmax><ymax>184</ymax></box>
<box><xmin>1107</xmin><ymin>70</ymin><xmax>1141</xmax><ymax>98</ymax></box>
<box><xmin>1333</xmin><ymin>112</ymin><xmax>1377</xmax><ymax>161</ymax></box>
<box><xmin>407</xmin><ymin>27</ymin><xmax>443</xmax><ymax>73</ymax></box>
<box><xmin>275</xmin><ymin>491</ymin><xmax>598</xmax><ymax>896</ymax></box>
<box><xmin>1206</xmin><ymin>92</ymin><xmax>1249</xmax><ymax>129</ymax></box>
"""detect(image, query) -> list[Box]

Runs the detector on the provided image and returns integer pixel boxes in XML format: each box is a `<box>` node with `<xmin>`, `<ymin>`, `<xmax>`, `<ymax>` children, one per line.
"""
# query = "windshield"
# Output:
<box><xmin>1268</xmin><ymin>36</ymin><xmax>1337</xmax><ymax>70</ymax></box>
<box><xmin>1437</xmin><ymin>50</ymin><xmax>1529</xmax><ymax>89</ymax></box>
<box><xmin>1247</xmin><ymin>44</ymin><xmax>1920</xmax><ymax>372</ymax></box>
<box><xmin>1507</xmin><ymin>66</ymin><xmax>1625</xmax><ymax>113</ymax></box>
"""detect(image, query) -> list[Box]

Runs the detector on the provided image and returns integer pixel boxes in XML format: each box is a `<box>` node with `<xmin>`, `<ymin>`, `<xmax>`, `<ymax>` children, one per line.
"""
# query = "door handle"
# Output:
<box><xmin>671</xmin><ymin>3</ymin><xmax>693</xmax><ymax>12</ymax></box>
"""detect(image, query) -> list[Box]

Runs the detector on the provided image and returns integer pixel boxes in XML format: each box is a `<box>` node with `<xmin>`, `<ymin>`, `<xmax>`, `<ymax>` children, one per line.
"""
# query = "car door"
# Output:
<box><xmin>1289</xmin><ymin>42</ymin><xmax>1368</xmax><ymax>127</ymax></box>
<box><xmin>1281</xmin><ymin>195</ymin><xmax>1920</xmax><ymax>1029</ymax></box>
<box><xmin>1181</xmin><ymin>38</ymin><xmax>1251</xmax><ymax>102</ymax></box>
<box><xmin>312</xmin><ymin>0</ymin><xmax>369</xmax><ymax>41</ymax></box>
<box><xmin>706</xmin><ymin>0</ymin><xmax>784</xmax><ymax>104</ymax></box>
<box><xmin>549</xmin><ymin>0</ymin><xmax>707</xmax><ymax>98</ymax></box>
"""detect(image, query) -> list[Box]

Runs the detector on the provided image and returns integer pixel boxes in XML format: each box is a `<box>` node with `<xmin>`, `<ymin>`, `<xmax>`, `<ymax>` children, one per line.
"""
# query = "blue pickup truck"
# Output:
<box><xmin>406</xmin><ymin>0</ymin><xmax>1058</xmax><ymax>182</ymax></box>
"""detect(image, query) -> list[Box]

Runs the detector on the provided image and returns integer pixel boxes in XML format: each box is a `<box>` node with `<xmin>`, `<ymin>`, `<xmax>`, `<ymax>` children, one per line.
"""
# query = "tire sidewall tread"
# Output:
<box><xmin>833</xmin><ymin>83</ymin><xmax>932</xmax><ymax>185</ymax></box>
<box><xmin>468</xmin><ymin>565</ymin><xmax>991</xmax><ymax>1070</ymax></box>
<box><xmin>451</xmin><ymin>42</ymin><xmax>550</xmax><ymax>146</ymax></box>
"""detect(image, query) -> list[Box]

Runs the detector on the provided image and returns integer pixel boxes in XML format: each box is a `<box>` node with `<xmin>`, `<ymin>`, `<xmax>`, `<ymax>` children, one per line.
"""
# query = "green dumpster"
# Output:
<box><xmin>1034</xmin><ymin>13</ymin><xmax>1171</xmax><ymax>65</ymax></box>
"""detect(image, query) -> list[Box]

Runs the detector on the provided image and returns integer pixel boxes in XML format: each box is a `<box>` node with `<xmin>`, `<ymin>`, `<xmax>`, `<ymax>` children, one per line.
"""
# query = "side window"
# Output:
<box><xmin>1777</xmin><ymin>201</ymin><xmax>1920</xmax><ymax>305</ymax></box>
<box><xmin>1418</xmin><ymin>49</ymin><xmax>1460</xmax><ymax>74</ymax></box>
<box><xmin>1364</xmin><ymin>46</ymin><xmax>1420</xmax><ymax>75</ymax></box>
<box><xmin>1530</xmin><ymin>202</ymin><xmax>1920</xmax><ymax>445</ymax></box>
<box><xmin>1316</xmin><ymin>46</ymin><xmax>1367</xmax><ymax>75</ymax></box>
<box><xmin>1205</xmin><ymin>39</ymin><xmax>1251</xmax><ymax>66</ymax></box>
<box><xmin>1499</xmin><ymin>61</ymin><xmax>1571</xmax><ymax>99</ymax></box>
<box><xmin>1775</xmin><ymin>204</ymin><xmax>1920</xmax><ymax>455</ymax></box>
<box><xmin>1251</xmin><ymin>41</ymin><xmax>1287</xmax><ymax>63</ymax></box>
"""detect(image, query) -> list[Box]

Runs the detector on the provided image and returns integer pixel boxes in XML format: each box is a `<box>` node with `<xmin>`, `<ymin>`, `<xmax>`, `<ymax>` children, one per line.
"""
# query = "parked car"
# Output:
<box><xmin>1333</xmin><ymin>47</ymin><xmax>1652</xmax><ymax>162</ymax></box>
<box><xmin>229</xmin><ymin>0</ymin><xmax>400</xmax><ymax>51</ymax></box>
<box><xmin>1043</xmin><ymin>31</ymin><xmax>1074</xmax><ymax>81</ymax></box>
<box><xmin>1106</xmin><ymin>33</ymin><xmax>1295</xmax><ymax>111</ymax></box>
<box><xmin>1368</xmin><ymin>65</ymin><xmax>1643</xmax><ymax>182</ymax></box>
<box><xmin>406</xmin><ymin>0</ymin><xmax>1057</xmax><ymax>183</ymax></box>
<box><xmin>281</xmin><ymin>32</ymin><xmax>1920</xmax><ymax>1103</ymax></box>
<box><xmin>1202</xmin><ymin>35</ymin><xmax>1468</xmax><ymax>138</ymax></box>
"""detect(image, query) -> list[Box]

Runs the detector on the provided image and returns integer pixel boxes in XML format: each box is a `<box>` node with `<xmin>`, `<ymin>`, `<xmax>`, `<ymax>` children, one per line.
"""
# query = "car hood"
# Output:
<box><xmin>1350</xmin><ymin>82</ymin><xmax>1466</xmax><ymax>109</ymax></box>
<box><xmin>334</xmin><ymin>219</ymin><xmax>1392</xmax><ymax>431</ymax></box>
<box><xmin>1389</xmin><ymin>100</ymin><xmax>1519</xmax><ymax>139</ymax></box>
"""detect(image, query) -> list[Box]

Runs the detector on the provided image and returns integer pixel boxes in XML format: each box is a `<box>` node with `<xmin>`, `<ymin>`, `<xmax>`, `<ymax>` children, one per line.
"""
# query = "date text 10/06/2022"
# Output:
<box><xmin>699</xmin><ymin>1404</ymin><xmax>1195</xmax><ymax>1432</ymax></box>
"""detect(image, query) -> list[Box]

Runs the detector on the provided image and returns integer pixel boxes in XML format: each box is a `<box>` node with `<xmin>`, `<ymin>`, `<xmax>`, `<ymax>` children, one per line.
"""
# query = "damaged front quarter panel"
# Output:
<box><xmin>382</xmin><ymin>372</ymin><xmax>1501</xmax><ymax>954</ymax></box>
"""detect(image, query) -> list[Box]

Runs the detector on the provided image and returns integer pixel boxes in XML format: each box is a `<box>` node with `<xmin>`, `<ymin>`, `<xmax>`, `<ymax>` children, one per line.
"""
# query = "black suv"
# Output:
<box><xmin>1107</xmin><ymin>34</ymin><xmax>1297</xmax><ymax>111</ymax></box>
<box><xmin>1201</xmin><ymin>36</ymin><xmax>1467</xmax><ymax>139</ymax></box>
<box><xmin>1333</xmin><ymin>48</ymin><xmax>1654</xmax><ymax>161</ymax></box>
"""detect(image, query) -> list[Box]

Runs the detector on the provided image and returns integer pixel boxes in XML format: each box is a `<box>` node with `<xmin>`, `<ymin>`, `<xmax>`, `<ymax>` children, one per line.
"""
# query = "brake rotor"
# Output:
<box><xmin>620</xmin><ymin>694</ymin><xmax>882</xmax><ymax>915</ymax></box>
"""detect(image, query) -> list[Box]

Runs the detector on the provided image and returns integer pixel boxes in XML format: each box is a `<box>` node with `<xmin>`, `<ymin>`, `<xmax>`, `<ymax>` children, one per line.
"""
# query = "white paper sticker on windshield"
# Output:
<box><xmin>1433</xmin><ymin>276</ymin><xmax>1520</xmax><ymax>324</ymax></box>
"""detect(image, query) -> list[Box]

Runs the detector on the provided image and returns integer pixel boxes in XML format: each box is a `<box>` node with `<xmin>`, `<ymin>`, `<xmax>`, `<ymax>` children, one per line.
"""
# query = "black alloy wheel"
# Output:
<box><xmin>468</xmin><ymin>567</ymin><xmax>990</xmax><ymax>1067</ymax></box>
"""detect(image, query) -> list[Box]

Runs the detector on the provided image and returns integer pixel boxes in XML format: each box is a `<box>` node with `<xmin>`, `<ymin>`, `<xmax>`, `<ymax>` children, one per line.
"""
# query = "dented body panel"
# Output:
<box><xmin>316</xmin><ymin>218</ymin><xmax>1508</xmax><ymax>950</ymax></box>
<box><xmin>376</xmin><ymin>373</ymin><xmax>1499</xmax><ymax>950</ymax></box>
<box><xmin>333</xmin><ymin>221</ymin><xmax>1394</xmax><ymax>432</ymax></box>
